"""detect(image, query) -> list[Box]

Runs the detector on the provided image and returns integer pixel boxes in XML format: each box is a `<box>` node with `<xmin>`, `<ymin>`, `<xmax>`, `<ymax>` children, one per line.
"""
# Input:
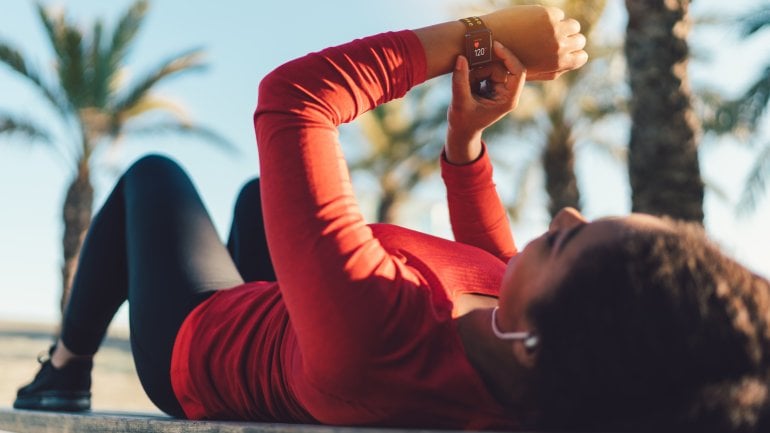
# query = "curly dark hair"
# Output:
<box><xmin>527</xmin><ymin>220</ymin><xmax>770</xmax><ymax>432</ymax></box>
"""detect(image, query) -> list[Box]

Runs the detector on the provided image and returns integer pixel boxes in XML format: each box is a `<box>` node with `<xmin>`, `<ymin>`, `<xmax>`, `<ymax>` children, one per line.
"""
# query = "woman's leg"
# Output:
<box><xmin>120</xmin><ymin>155</ymin><xmax>244</xmax><ymax>416</ymax></box>
<box><xmin>226</xmin><ymin>178</ymin><xmax>276</xmax><ymax>282</ymax></box>
<box><xmin>22</xmin><ymin>154</ymin><xmax>243</xmax><ymax>416</ymax></box>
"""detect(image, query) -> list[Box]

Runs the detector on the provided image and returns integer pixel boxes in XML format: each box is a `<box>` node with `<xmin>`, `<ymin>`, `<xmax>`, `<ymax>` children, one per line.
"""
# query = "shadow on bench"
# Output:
<box><xmin>0</xmin><ymin>408</ymin><xmax>514</xmax><ymax>433</ymax></box>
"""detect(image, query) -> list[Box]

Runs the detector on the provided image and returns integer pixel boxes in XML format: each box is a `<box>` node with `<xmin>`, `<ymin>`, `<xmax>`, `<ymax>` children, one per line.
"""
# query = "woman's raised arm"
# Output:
<box><xmin>253</xmin><ymin>5</ymin><xmax>586</xmax><ymax>387</ymax></box>
<box><xmin>414</xmin><ymin>5</ymin><xmax>587</xmax><ymax>81</ymax></box>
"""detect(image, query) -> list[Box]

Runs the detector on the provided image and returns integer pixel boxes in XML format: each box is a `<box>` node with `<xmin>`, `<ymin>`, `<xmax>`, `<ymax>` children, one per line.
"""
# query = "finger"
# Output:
<box><xmin>528</xmin><ymin>71</ymin><xmax>559</xmax><ymax>81</ymax></box>
<box><xmin>545</xmin><ymin>6</ymin><xmax>565</xmax><ymax>22</ymax></box>
<box><xmin>566</xmin><ymin>32</ymin><xmax>587</xmax><ymax>53</ymax></box>
<box><xmin>570</xmin><ymin>49</ymin><xmax>589</xmax><ymax>70</ymax></box>
<box><xmin>492</xmin><ymin>41</ymin><xmax>524</xmax><ymax>75</ymax></box>
<box><xmin>488</xmin><ymin>64</ymin><xmax>510</xmax><ymax>86</ymax></box>
<box><xmin>508</xmin><ymin>67</ymin><xmax>526</xmax><ymax>109</ymax></box>
<box><xmin>562</xmin><ymin>18</ymin><xmax>581</xmax><ymax>36</ymax></box>
<box><xmin>451</xmin><ymin>55</ymin><xmax>473</xmax><ymax>106</ymax></box>
<box><xmin>492</xmin><ymin>41</ymin><xmax>526</xmax><ymax>91</ymax></box>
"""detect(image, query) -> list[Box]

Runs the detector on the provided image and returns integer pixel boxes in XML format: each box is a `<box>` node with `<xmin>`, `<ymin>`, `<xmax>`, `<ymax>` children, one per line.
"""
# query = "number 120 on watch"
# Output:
<box><xmin>465</xmin><ymin>32</ymin><xmax>492</xmax><ymax>69</ymax></box>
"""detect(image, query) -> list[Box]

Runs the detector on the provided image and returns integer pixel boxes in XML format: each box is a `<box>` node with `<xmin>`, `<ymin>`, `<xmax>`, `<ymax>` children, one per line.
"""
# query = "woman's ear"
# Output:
<box><xmin>512</xmin><ymin>338</ymin><xmax>537</xmax><ymax>368</ymax></box>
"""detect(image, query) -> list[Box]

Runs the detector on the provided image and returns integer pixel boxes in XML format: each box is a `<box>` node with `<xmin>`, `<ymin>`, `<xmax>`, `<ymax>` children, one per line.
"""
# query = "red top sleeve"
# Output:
<box><xmin>442</xmin><ymin>147</ymin><xmax>517</xmax><ymax>262</ymax></box>
<box><xmin>255</xmin><ymin>30</ymin><xmax>430</xmax><ymax>385</ymax></box>
<box><xmin>254</xmin><ymin>29</ymin><xmax>516</xmax><ymax>401</ymax></box>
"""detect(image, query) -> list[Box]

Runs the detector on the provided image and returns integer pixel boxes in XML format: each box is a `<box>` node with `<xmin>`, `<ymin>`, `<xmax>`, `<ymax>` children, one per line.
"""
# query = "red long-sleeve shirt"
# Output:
<box><xmin>170</xmin><ymin>30</ymin><xmax>520</xmax><ymax>430</ymax></box>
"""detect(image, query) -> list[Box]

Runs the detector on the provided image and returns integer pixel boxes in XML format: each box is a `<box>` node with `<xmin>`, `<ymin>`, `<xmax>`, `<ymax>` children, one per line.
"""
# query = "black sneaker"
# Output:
<box><xmin>13</xmin><ymin>346</ymin><xmax>92</xmax><ymax>411</ymax></box>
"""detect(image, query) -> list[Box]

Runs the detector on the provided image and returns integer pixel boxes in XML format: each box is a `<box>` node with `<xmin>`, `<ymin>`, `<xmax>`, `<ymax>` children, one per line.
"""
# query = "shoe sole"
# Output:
<box><xmin>14</xmin><ymin>392</ymin><xmax>91</xmax><ymax>412</ymax></box>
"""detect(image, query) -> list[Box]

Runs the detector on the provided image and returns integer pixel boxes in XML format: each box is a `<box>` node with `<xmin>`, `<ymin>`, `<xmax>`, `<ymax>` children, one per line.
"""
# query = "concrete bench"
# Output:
<box><xmin>0</xmin><ymin>408</ymin><xmax>512</xmax><ymax>433</ymax></box>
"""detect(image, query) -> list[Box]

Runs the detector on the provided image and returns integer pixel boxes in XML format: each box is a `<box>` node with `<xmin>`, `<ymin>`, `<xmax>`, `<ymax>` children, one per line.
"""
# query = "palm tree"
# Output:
<box><xmin>625</xmin><ymin>0</ymin><xmax>704</xmax><ymax>222</ymax></box>
<box><xmin>0</xmin><ymin>0</ymin><xmax>231</xmax><ymax>312</ymax></box>
<box><xmin>705</xmin><ymin>4</ymin><xmax>770</xmax><ymax>213</ymax></box>
<box><xmin>351</xmin><ymin>85</ymin><xmax>447</xmax><ymax>223</ymax></box>
<box><xmin>350</xmin><ymin>0</ymin><xmax>624</xmax><ymax>225</ymax></box>
<box><xmin>468</xmin><ymin>0</ymin><xmax>624</xmax><ymax>219</ymax></box>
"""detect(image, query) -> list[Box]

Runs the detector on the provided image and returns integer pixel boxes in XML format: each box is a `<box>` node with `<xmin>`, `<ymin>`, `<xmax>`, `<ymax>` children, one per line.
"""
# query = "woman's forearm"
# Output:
<box><xmin>254</xmin><ymin>31</ymin><xmax>431</xmax><ymax>377</ymax></box>
<box><xmin>413</xmin><ymin>5</ymin><xmax>587</xmax><ymax>81</ymax></box>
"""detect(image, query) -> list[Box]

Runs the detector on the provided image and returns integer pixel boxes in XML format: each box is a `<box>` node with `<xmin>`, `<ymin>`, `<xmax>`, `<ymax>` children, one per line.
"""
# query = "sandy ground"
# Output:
<box><xmin>0</xmin><ymin>320</ymin><xmax>160</xmax><ymax>413</ymax></box>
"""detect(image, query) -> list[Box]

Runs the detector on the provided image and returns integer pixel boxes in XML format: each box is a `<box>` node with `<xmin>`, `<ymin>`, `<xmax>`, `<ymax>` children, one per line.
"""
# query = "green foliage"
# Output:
<box><xmin>349</xmin><ymin>0</ymin><xmax>624</xmax><ymax>223</ymax></box>
<box><xmin>704</xmin><ymin>5</ymin><xmax>770</xmax><ymax>213</ymax></box>
<box><xmin>350</xmin><ymin>83</ymin><xmax>448</xmax><ymax>222</ymax></box>
<box><xmin>740</xmin><ymin>4</ymin><xmax>770</xmax><ymax>37</ymax></box>
<box><xmin>0</xmin><ymin>42</ymin><xmax>66</xmax><ymax>114</ymax></box>
<box><xmin>0</xmin><ymin>0</ymin><xmax>231</xmax><ymax>309</ymax></box>
<box><xmin>713</xmin><ymin>66</ymin><xmax>770</xmax><ymax>137</ymax></box>
<box><xmin>0</xmin><ymin>0</ymin><xmax>228</xmax><ymax>161</ymax></box>
<box><xmin>739</xmin><ymin>144</ymin><xmax>770</xmax><ymax>214</ymax></box>
<box><xmin>108</xmin><ymin>0</ymin><xmax>148</xmax><ymax>73</ymax></box>
<box><xmin>478</xmin><ymin>0</ymin><xmax>625</xmax><ymax>219</ymax></box>
<box><xmin>0</xmin><ymin>114</ymin><xmax>52</xmax><ymax>143</ymax></box>
<box><xmin>111</xmin><ymin>48</ymin><xmax>207</xmax><ymax>126</ymax></box>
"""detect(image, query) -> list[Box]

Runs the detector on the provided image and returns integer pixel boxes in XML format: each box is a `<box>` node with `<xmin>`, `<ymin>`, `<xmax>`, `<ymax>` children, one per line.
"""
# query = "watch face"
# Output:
<box><xmin>465</xmin><ymin>30</ymin><xmax>492</xmax><ymax>67</ymax></box>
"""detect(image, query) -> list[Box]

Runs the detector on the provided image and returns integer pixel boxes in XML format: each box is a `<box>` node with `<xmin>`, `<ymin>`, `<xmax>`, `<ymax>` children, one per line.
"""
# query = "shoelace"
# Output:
<box><xmin>36</xmin><ymin>349</ymin><xmax>51</xmax><ymax>364</ymax></box>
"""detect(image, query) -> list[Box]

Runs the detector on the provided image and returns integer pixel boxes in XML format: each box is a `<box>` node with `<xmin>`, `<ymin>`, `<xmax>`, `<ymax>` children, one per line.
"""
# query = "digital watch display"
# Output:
<box><xmin>459</xmin><ymin>17</ymin><xmax>493</xmax><ymax>69</ymax></box>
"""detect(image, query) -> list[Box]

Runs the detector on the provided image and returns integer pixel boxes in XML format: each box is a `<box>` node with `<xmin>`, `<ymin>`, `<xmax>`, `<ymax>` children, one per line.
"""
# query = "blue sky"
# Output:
<box><xmin>0</xmin><ymin>0</ymin><xmax>768</xmax><ymax>325</ymax></box>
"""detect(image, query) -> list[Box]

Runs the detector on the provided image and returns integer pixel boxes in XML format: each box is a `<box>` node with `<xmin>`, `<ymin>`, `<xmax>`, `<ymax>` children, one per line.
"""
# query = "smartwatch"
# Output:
<box><xmin>459</xmin><ymin>17</ymin><xmax>493</xmax><ymax>69</ymax></box>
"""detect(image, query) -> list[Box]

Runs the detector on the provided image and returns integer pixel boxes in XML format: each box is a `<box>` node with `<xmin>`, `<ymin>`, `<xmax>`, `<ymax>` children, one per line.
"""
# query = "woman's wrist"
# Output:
<box><xmin>445</xmin><ymin>126</ymin><xmax>483</xmax><ymax>165</ymax></box>
<box><xmin>480</xmin><ymin>6</ymin><xmax>554</xmax><ymax>72</ymax></box>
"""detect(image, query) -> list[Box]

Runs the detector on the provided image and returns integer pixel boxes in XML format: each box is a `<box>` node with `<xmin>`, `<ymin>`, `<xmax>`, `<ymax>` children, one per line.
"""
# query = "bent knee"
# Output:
<box><xmin>235</xmin><ymin>178</ymin><xmax>261</xmax><ymax>202</ymax></box>
<box><xmin>124</xmin><ymin>154</ymin><xmax>185</xmax><ymax>181</ymax></box>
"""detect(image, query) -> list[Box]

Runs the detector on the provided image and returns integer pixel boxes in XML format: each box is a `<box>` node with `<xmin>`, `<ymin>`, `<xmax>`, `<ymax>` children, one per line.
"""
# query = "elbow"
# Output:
<box><xmin>253</xmin><ymin>60</ymin><xmax>337</xmax><ymax>137</ymax></box>
<box><xmin>253</xmin><ymin>63</ymin><xmax>311</xmax><ymax>154</ymax></box>
<box><xmin>255</xmin><ymin>64</ymin><xmax>296</xmax><ymax>118</ymax></box>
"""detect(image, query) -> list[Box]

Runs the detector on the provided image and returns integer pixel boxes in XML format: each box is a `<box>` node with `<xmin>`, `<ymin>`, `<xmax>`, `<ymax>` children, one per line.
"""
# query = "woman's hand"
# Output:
<box><xmin>482</xmin><ymin>5</ymin><xmax>587</xmax><ymax>81</ymax></box>
<box><xmin>444</xmin><ymin>41</ymin><xmax>526</xmax><ymax>165</ymax></box>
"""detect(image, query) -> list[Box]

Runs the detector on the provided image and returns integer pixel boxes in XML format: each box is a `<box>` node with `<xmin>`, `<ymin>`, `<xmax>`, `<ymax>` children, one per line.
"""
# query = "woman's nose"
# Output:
<box><xmin>549</xmin><ymin>207</ymin><xmax>587</xmax><ymax>231</ymax></box>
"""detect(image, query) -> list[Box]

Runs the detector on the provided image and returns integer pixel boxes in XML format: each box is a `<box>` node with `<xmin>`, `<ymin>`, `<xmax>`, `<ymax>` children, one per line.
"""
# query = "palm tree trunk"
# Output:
<box><xmin>376</xmin><ymin>188</ymin><xmax>400</xmax><ymax>224</ymax></box>
<box><xmin>543</xmin><ymin>115</ymin><xmax>580</xmax><ymax>218</ymax></box>
<box><xmin>60</xmin><ymin>158</ymin><xmax>93</xmax><ymax>313</ymax></box>
<box><xmin>625</xmin><ymin>0</ymin><xmax>704</xmax><ymax>222</ymax></box>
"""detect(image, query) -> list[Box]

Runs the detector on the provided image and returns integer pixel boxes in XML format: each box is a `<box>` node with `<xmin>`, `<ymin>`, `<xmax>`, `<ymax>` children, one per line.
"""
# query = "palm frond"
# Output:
<box><xmin>702</xmin><ymin>175</ymin><xmax>731</xmax><ymax>206</ymax></box>
<box><xmin>116</xmin><ymin>95</ymin><xmax>191</xmax><ymax>126</ymax></box>
<box><xmin>737</xmin><ymin>143</ymin><xmax>770</xmax><ymax>215</ymax></box>
<box><xmin>505</xmin><ymin>155</ymin><xmax>540</xmax><ymax>223</ymax></box>
<box><xmin>0</xmin><ymin>41</ymin><xmax>68</xmax><ymax>114</ymax></box>
<box><xmin>36</xmin><ymin>3</ymin><xmax>66</xmax><ymax>60</ymax></box>
<box><xmin>402</xmin><ymin>153</ymin><xmax>439</xmax><ymax>190</ymax></box>
<box><xmin>123</xmin><ymin>121</ymin><xmax>239</xmax><ymax>154</ymax></box>
<box><xmin>0</xmin><ymin>114</ymin><xmax>53</xmax><ymax>143</ymax></box>
<box><xmin>586</xmin><ymin>41</ymin><xmax>625</xmax><ymax>61</ymax></box>
<box><xmin>698</xmin><ymin>88</ymin><xmax>731</xmax><ymax>134</ymax></box>
<box><xmin>37</xmin><ymin>2</ymin><xmax>87</xmax><ymax>107</ymax></box>
<box><xmin>692</xmin><ymin>13</ymin><xmax>735</xmax><ymax>27</ymax></box>
<box><xmin>740</xmin><ymin>5</ymin><xmax>770</xmax><ymax>37</ymax></box>
<box><xmin>357</xmin><ymin>108</ymin><xmax>392</xmax><ymax>155</ymax></box>
<box><xmin>57</xmin><ymin>25</ymin><xmax>86</xmax><ymax>108</ymax></box>
<box><xmin>89</xmin><ymin>19</ymin><xmax>110</xmax><ymax>107</ymax></box>
<box><xmin>739</xmin><ymin>65</ymin><xmax>770</xmax><ymax>129</ymax></box>
<box><xmin>580</xmin><ymin>98</ymin><xmax>627</xmax><ymax>122</ymax></box>
<box><xmin>112</xmin><ymin>48</ymin><xmax>207</xmax><ymax>114</ymax></box>
<box><xmin>581</xmin><ymin>137</ymin><xmax>627</xmax><ymax>163</ymax></box>
<box><xmin>714</xmin><ymin>66</ymin><xmax>770</xmax><ymax>137</ymax></box>
<box><xmin>107</xmin><ymin>0</ymin><xmax>148</xmax><ymax>72</ymax></box>
<box><xmin>348</xmin><ymin>153</ymin><xmax>379</xmax><ymax>172</ymax></box>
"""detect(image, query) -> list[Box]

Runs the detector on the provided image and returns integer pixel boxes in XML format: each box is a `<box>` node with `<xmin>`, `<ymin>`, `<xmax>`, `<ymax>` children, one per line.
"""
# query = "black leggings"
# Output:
<box><xmin>60</xmin><ymin>154</ymin><xmax>275</xmax><ymax>417</ymax></box>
